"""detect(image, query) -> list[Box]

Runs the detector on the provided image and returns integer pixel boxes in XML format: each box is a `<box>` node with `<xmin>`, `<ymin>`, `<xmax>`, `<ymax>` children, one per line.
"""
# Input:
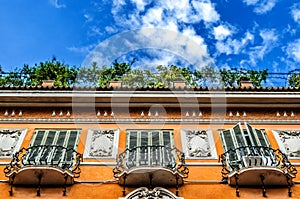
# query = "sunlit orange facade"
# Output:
<box><xmin>0</xmin><ymin>82</ymin><xmax>299</xmax><ymax>199</ymax></box>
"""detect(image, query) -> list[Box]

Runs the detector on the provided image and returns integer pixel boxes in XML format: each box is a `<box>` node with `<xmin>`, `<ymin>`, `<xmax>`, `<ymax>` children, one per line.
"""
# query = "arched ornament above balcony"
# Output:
<box><xmin>119</xmin><ymin>187</ymin><xmax>183</xmax><ymax>199</ymax></box>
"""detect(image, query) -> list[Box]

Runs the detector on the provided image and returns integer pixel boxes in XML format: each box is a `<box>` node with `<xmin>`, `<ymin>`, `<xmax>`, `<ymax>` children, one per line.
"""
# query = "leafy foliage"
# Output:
<box><xmin>122</xmin><ymin>65</ymin><xmax>196</xmax><ymax>87</ymax></box>
<box><xmin>288</xmin><ymin>73</ymin><xmax>300</xmax><ymax>87</ymax></box>
<box><xmin>0</xmin><ymin>57</ymin><xmax>275</xmax><ymax>88</ymax></box>
<box><xmin>77</xmin><ymin>60</ymin><xmax>133</xmax><ymax>86</ymax></box>
<box><xmin>220</xmin><ymin>68</ymin><xmax>268</xmax><ymax>87</ymax></box>
<box><xmin>0</xmin><ymin>57</ymin><xmax>78</xmax><ymax>86</ymax></box>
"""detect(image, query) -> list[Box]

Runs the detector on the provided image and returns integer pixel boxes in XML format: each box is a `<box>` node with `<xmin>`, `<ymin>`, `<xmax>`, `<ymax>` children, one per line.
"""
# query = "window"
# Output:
<box><xmin>24</xmin><ymin>129</ymin><xmax>81</xmax><ymax>168</ymax></box>
<box><xmin>220</xmin><ymin>123</ymin><xmax>270</xmax><ymax>150</ymax></box>
<box><xmin>0</xmin><ymin>129</ymin><xmax>27</xmax><ymax>158</ymax></box>
<box><xmin>181</xmin><ymin>129</ymin><xmax>217</xmax><ymax>159</ymax></box>
<box><xmin>273</xmin><ymin>130</ymin><xmax>300</xmax><ymax>159</ymax></box>
<box><xmin>220</xmin><ymin>123</ymin><xmax>272</xmax><ymax>169</ymax></box>
<box><xmin>84</xmin><ymin>129</ymin><xmax>119</xmax><ymax>159</ymax></box>
<box><xmin>126</xmin><ymin>130</ymin><xmax>174</xmax><ymax>167</ymax></box>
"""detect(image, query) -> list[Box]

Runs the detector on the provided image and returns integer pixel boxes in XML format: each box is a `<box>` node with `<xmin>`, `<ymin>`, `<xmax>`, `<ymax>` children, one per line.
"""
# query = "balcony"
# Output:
<box><xmin>219</xmin><ymin>146</ymin><xmax>297</xmax><ymax>197</ymax></box>
<box><xmin>113</xmin><ymin>145</ymin><xmax>189</xmax><ymax>196</ymax></box>
<box><xmin>4</xmin><ymin>145</ymin><xmax>83</xmax><ymax>196</ymax></box>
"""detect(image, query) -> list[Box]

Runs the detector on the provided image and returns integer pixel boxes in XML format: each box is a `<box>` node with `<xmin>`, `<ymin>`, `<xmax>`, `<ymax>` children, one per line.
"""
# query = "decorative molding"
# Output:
<box><xmin>0</xmin><ymin>161</ymin><xmax>223</xmax><ymax>166</ymax></box>
<box><xmin>119</xmin><ymin>187</ymin><xmax>183</xmax><ymax>199</ymax></box>
<box><xmin>0</xmin><ymin>118</ymin><xmax>300</xmax><ymax>124</ymax></box>
<box><xmin>0</xmin><ymin>129</ymin><xmax>27</xmax><ymax>158</ymax></box>
<box><xmin>181</xmin><ymin>129</ymin><xmax>217</xmax><ymax>159</ymax></box>
<box><xmin>273</xmin><ymin>130</ymin><xmax>300</xmax><ymax>159</ymax></box>
<box><xmin>84</xmin><ymin>129</ymin><xmax>119</xmax><ymax>159</ymax></box>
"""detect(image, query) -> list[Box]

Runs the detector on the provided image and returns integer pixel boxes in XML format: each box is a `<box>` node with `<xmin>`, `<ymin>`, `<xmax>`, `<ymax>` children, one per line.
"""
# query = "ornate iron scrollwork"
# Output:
<box><xmin>4</xmin><ymin>145</ymin><xmax>83</xmax><ymax>178</ymax></box>
<box><xmin>113</xmin><ymin>145</ymin><xmax>189</xmax><ymax>179</ymax></box>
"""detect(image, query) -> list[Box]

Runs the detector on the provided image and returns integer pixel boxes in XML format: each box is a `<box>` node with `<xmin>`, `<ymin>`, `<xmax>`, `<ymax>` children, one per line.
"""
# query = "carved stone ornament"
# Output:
<box><xmin>121</xmin><ymin>187</ymin><xmax>183</xmax><ymax>199</ymax></box>
<box><xmin>273</xmin><ymin>130</ymin><xmax>300</xmax><ymax>159</ymax></box>
<box><xmin>180</xmin><ymin>129</ymin><xmax>217</xmax><ymax>159</ymax></box>
<box><xmin>0</xmin><ymin>129</ymin><xmax>27</xmax><ymax>158</ymax></box>
<box><xmin>84</xmin><ymin>129</ymin><xmax>119</xmax><ymax>159</ymax></box>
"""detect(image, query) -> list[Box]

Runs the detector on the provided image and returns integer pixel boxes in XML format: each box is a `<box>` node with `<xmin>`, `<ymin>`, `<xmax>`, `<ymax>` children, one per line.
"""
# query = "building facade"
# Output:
<box><xmin>0</xmin><ymin>81</ymin><xmax>299</xmax><ymax>199</ymax></box>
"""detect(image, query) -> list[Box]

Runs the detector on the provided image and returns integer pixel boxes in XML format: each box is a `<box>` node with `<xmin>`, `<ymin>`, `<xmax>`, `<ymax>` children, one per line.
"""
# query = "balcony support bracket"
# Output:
<box><xmin>63</xmin><ymin>173</ymin><xmax>68</xmax><ymax>196</ymax></box>
<box><xmin>9</xmin><ymin>174</ymin><xmax>15</xmax><ymax>196</ymax></box>
<box><xmin>36</xmin><ymin>173</ymin><xmax>42</xmax><ymax>196</ymax></box>
<box><xmin>149</xmin><ymin>173</ymin><xmax>153</xmax><ymax>190</ymax></box>
<box><xmin>260</xmin><ymin>175</ymin><xmax>266</xmax><ymax>197</ymax></box>
<box><xmin>122</xmin><ymin>174</ymin><xmax>127</xmax><ymax>196</ymax></box>
<box><xmin>176</xmin><ymin>175</ymin><xmax>179</xmax><ymax>196</ymax></box>
<box><xmin>286</xmin><ymin>175</ymin><xmax>292</xmax><ymax>197</ymax></box>
<box><xmin>235</xmin><ymin>173</ymin><xmax>239</xmax><ymax>197</ymax></box>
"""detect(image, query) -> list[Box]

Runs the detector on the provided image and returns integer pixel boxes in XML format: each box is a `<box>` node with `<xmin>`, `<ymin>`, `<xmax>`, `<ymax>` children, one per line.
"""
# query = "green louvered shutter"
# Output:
<box><xmin>25</xmin><ymin>129</ymin><xmax>81</xmax><ymax>169</ymax></box>
<box><xmin>63</xmin><ymin>130</ymin><xmax>80</xmax><ymax>168</ymax></box>
<box><xmin>126</xmin><ymin>130</ymin><xmax>174</xmax><ymax>167</ymax></box>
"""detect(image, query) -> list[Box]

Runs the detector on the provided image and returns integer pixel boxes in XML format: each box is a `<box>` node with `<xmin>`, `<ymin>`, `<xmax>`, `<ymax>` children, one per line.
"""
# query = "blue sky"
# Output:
<box><xmin>1</xmin><ymin>0</ymin><xmax>300</xmax><ymax>85</ymax></box>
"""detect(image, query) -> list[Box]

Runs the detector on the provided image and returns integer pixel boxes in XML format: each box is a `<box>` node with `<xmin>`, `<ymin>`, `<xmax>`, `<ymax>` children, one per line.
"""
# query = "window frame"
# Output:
<box><xmin>126</xmin><ymin>129</ymin><xmax>175</xmax><ymax>167</ymax></box>
<box><xmin>220</xmin><ymin>123</ymin><xmax>272</xmax><ymax>170</ymax></box>
<box><xmin>25</xmin><ymin>129</ymin><xmax>81</xmax><ymax>167</ymax></box>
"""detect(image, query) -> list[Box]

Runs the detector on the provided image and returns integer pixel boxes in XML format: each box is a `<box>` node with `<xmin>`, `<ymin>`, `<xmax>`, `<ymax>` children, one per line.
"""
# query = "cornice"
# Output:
<box><xmin>0</xmin><ymin>117</ymin><xmax>299</xmax><ymax>124</ymax></box>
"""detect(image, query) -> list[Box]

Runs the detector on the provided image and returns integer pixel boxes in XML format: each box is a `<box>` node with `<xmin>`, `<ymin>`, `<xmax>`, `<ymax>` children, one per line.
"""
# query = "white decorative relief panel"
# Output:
<box><xmin>84</xmin><ymin>129</ymin><xmax>119</xmax><ymax>159</ymax></box>
<box><xmin>0</xmin><ymin>129</ymin><xmax>27</xmax><ymax>158</ymax></box>
<box><xmin>181</xmin><ymin>129</ymin><xmax>217</xmax><ymax>159</ymax></box>
<box><xmin>273</xmin><ymin>130</ymin><xmax>300</xmax><ymax>159</ymax></box>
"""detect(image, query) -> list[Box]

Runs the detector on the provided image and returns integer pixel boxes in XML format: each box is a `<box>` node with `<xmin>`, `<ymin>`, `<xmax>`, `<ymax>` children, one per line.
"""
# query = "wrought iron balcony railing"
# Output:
<box><xmin>4</xmin><ymin>145</ymin><xmax>83</xmax><ymax>196</ymax></box>
<box><xmin>113</xmin><ymin>145</ymin><xmax>189</xmax><ymax>178</ymax></box>
<box><xmin>219</xmin><ymin>146</ymin><xmax>297</xmax><ymax>197</ymax></box>
<box><xmin>113</xmin><ymin>145</ymin><xmax>189</xmax><ymax>196</ymax></box>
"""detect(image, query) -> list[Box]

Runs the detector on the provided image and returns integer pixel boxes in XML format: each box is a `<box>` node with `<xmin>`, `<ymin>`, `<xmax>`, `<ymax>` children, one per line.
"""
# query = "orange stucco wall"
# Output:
<box><xmin>0</xmin><ymin>121</ymin><xmax>299</xmax><ymax>199</ymax></box>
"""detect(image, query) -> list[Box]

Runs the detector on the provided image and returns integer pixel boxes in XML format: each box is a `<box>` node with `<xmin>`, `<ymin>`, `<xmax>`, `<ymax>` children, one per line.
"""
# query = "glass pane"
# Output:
<box><xmin>152</xmin><ymin>131</ymin><xmax>160</xmax><ymax>146</ymax></box>
<box><xmin>233</xmin><ymin>124</ymin><xmax>246</xmax><ymax>147</ymax></box>
<box><xmin>163</xmin><ymin>132</ymin><xmax>171</xmax><ymax>147</ymax></box>
<box><xmin>222</xmin><ymin>130</ymin><xmax>235</xmax><ymax>150</ymax></box>
<box><xmin>26</xmin><ymin>131</ymin><xmax>45</xmax><ymax>164</ymax></box>
<box><xmin>53</xmin><ymin>131</ymin><xmax>67</xmax><ymax>163</ymax></box>
<box><xmin>44</xmin><ymin>131</ymin><xmax>56</xmax><ymax>145</ymax></box>
<box><xmin>64</xmin><ymin>131</ymin><xmax>79</xmax><ymax>166</ymax></box>
<box><xmin>32</xmin><ymin>131</ymin><xmax>45</xmax><ymax>146</ymax></box>
<box><xmin>246</xmin><ymin>125</ymin><xmax>258</xmax><ymax>146</ymax></box>
<box><xmin>162</xmin><ymin>132</ymin><xmax>173</xmax><ymax>166</ymax></box>
<box><xmin>38</xmin><ymin>131</ymin><xmax>57</xmax><ymax>164</ymax></box>
<box><xmin>67</xmin><ymin>131</ymin><xmax>78</xmax><ymax>149</ymax></box>
<box><xmin>128</xmin><ymin>131</ymin><xmax>137</xmax><ymax>149</ymax></box>
<box><xmin>151</xmin><ymin>132</ymin><xmax>160</xmax><ymax>165</ymax></box>
<box><xmin>56</xmin><ymin>131</ymin><xmax>67</xmax><ymax>146</ymax></box>
<box><xmin>255</xmin><ymin>129</ymin><xmax>267</xmax><ymax>146</ymax></box>
<box><xmin>139</xmin><ymin>132</ymin><xmax>148</xmax><ymax>165</ymax></box>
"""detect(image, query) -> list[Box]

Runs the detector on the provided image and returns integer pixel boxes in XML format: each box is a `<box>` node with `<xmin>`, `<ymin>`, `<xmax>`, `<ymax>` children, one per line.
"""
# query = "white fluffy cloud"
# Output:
<box><xmin>286</xmin><ymin>39</ymin><xmax>300</xmax><ymax>62</ymax></box>
<box><xmin>107</xmin><ymin>0</ymin><xmax>220</xmax><ymax>68</ymax></box>
<box><xmin>243</xmin><ymin>0</ymin><xmax>278</xmax><ymax>14</ymax></box>
<box><xmin>213</xmin><ymin>25</ymin><xmax>232</xmax><ymax>41</ymax></box>
<box><xmin>248</xmin><ymin>29</ymin><xmax>278</xmax><ymax>65</ymax></box>
<box><xmin>215</xmin><ymin>31</ymin><xmax>254</xmax><ymax>55</ymax></box>
<box><xmin>49</xmin><ymin>0</ymin><xmax>66</xmax><ymax>8</ymax></box>
<box><xmin>291</xmin><ymin>3</ymin><xmax>300</xmax><ymax>24</ymax></box>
